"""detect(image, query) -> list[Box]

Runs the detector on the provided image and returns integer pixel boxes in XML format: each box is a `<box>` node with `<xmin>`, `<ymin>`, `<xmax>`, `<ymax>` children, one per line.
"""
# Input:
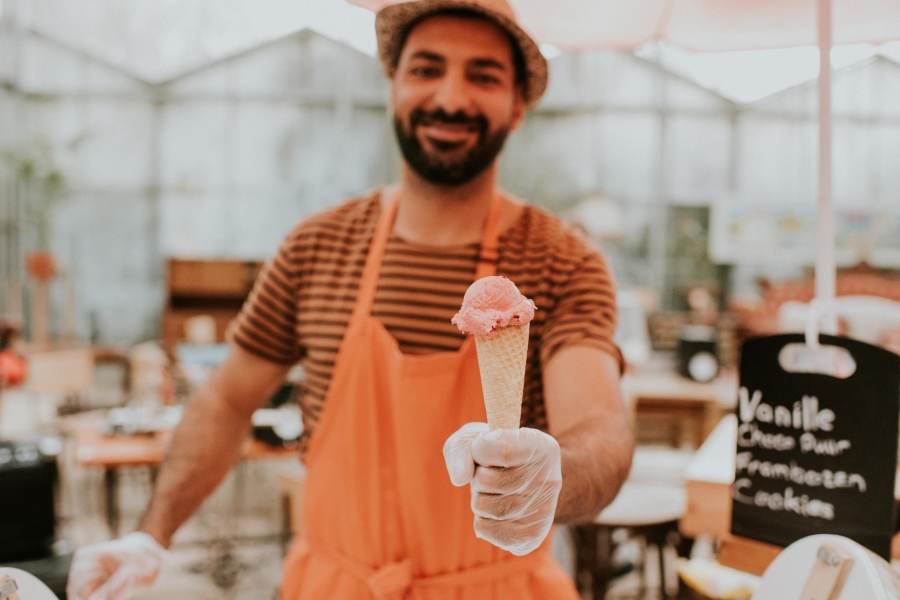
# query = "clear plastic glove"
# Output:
<box><xmin>444</xmin><ymin>423</ymin><xmax>562</xmax><ymax>556</ymax></box>
<box><xmin>67</xmin><ymin>532</ymin><xmax>169</xmax><ymax>600</ymax></box>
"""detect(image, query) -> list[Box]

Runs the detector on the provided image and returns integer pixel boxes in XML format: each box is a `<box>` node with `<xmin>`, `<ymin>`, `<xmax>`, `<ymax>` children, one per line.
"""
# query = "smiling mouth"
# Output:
<box><xmin>426</xmin><ymin>137</ymin><xmax>468</xmax><ymax>152</ymax></box>
<box><xmin>418</xmin><ymin>123</ymin><xmax>479</xmax><ymax>152</ymax></box>
<box><xmin>408</xmin><ymin>108</ymin><xmax>488</xmax><ymax>153</ymax></box>
<box><xmin>421</xmin><ymin>122</ymin><xmax>478</xmax><ymax>140</ymax></box>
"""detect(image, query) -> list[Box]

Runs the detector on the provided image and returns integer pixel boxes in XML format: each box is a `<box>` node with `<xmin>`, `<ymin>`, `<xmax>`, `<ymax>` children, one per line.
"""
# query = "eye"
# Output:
<box><xmin>411</xmin><ymin>65</ymin><xmax>441</xmax><ymax>78</ymax></box>
<box><xmin>471</xmin><ymin>73</ymin><xmax>501</xmax><ymax>85</ymax></box>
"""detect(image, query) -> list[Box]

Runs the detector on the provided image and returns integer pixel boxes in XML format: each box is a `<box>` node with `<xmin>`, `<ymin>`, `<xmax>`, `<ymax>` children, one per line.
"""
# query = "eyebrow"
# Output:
<box><xmin>469</xmin><ymin>58</ymin><xmax>508</xmax><ymax>71</ymax></box>
<box><xmin>408</xmin><ymin>51</ymin><xmax>508</xmax><ymax>72</ymax></box>
<box><xmin>410</xmin><ymin>51</ymin><xmax>445</xmax><ymax>63</ymax></box>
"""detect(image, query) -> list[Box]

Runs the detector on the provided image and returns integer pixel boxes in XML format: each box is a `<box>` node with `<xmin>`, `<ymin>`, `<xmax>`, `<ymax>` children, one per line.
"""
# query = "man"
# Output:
<box><xmin>68</xmin><ymin>0</ymin><xmax>634</xmax><ymax>598</ymax></box>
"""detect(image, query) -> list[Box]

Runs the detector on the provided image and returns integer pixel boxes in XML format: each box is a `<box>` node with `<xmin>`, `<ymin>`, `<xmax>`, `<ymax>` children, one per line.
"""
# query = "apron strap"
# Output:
<box><xmin>351</xmin><ymin>192</ymin><xmax>400</xmax><ymax>324</ymax></box>
<box><xmin>352</xmin><ymin>191</ymin><xmax>506</xmax><ymax>321</ymax></box>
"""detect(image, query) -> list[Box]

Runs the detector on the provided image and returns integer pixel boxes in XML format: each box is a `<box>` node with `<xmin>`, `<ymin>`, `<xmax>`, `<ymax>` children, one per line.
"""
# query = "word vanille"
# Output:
<box><xmin>739</xmin><ymin>387</ymin><xmax>835</xmax><ymax>432</ymax></box>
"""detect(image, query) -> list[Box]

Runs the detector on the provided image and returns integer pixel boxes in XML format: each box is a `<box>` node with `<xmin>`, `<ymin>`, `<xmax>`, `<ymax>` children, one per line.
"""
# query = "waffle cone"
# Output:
<box><xmin>475</xmin><ymin>323</ymin><xmax>529</xmax><ymax>430</ymax></box>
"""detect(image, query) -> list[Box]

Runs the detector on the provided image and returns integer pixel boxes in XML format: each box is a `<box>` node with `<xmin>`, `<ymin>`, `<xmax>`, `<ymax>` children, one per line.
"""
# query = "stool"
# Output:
<box><xmin>574</xmin><ymin>481</ymin><xmax>687</xmax><ymax>599</ymax></box>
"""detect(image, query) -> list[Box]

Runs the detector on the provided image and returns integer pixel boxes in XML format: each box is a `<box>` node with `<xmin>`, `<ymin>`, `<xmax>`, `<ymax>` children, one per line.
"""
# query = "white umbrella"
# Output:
<box><xmin>351</xmin><ymin>0</ymin><xmax>900</xmax><ymax>336</ymax></box>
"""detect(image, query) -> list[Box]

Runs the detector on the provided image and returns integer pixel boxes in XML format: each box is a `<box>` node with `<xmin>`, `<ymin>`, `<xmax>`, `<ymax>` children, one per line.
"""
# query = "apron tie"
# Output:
<box><xmin>366</xmin><ymin>560</ymin><xmax>413</xmax><ymax>600</ymax></box>
<box><xmin>309</xmin><ymin>539</ymin><xmax>547</xmax><ymax>600</ymax></box>
<box><xmin>311</xmin><ymin>542</ymin><xmax>412</xmax><ymax>600</ymax></box>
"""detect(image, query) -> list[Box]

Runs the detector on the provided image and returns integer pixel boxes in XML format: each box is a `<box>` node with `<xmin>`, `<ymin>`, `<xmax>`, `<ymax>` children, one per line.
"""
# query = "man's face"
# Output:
<box><xmin>391</xmin><ymin>14</ymin><xmax>526</xmax><ymax>186</ymax></box>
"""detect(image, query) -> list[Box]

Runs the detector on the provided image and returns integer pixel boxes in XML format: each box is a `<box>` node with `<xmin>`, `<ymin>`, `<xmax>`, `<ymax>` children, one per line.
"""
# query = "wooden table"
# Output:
<box><xmin>74</xmin><ymin>426</ymin><xmax>298</xmax><ymax>536</ymax></box>
<box><xmin>622</xmin><ymin>370</ymin><xmax>738</xmax><ymax>449</ymax></box>
<box><xmin>25</xmin><ymin>346</ymin><xmax>93</xmax><ymax>396</ymax></box>
<box><xmin>679</xmin><ymin>414</ymin><xmax>737</xmax><ymax>538</ymax></box>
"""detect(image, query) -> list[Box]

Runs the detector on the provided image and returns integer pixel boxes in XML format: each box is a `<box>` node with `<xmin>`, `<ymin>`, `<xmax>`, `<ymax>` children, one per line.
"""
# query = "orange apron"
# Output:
<box><xmin>282</xmin><ymin>192</ymin><xmax>580</xmax><ymax>600</ymax></box>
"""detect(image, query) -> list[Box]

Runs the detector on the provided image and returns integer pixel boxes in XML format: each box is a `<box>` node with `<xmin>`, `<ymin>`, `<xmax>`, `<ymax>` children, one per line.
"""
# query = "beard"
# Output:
<box><xmin>393</xmin><ymin>108</ymin><xmax>511</xmax><ymax>186</ymax></box>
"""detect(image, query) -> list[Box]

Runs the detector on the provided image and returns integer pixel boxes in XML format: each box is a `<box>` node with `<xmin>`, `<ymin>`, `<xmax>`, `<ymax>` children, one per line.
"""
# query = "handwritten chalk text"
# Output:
<box><xmin>739</xmin><ymin>388</ymin><xmax>835</xmax><ymax>432</ymax></box>
<box><xmin>735</xmin><ymin>452</ymin><xmax>867</xmax><ymax>492</ymax></box>
<box><xmin>733</xmin><ymin>479</ymin><xmax>835</xmax><ymax>520</ymax></box>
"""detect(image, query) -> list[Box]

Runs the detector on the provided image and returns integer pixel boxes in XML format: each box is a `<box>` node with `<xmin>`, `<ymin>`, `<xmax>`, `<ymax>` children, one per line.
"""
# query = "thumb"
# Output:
<box><xmin>87</xmin><ymin>564</ymin><xmax>156</xmax><ymax>600</ymax></box>
<box><xmin>86</xmin><ymin>568</ymin><xmax>131</xmax><ymax>600</ymax></box>
<box><xmin>69</xmin><ymin>566</ymin><xmax>110</xmax><ymax>600</ymax></box>
<box><xmin>68</xmin><ymin>552</ymin><xmax>120</xmax><ymax>600</ymax></box>
<box><xmin>443</xmin><ymin>422</ymin><xmax>489</xmax><ymax>486</ymax></box>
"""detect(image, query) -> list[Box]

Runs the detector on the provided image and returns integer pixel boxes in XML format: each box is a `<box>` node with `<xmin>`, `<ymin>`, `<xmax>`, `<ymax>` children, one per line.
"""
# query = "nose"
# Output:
<box><xmin>431</xmin><ymin>66</ymin><xmax>470</xmax><ymax>115</ymax></box>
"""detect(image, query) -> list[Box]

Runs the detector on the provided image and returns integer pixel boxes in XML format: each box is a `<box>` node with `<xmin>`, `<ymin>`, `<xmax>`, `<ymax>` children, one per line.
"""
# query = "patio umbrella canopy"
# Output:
<box><xmin>352</xmin><ymin>0</ymin><xmax>900</xmax><ymax>336</ymax></box>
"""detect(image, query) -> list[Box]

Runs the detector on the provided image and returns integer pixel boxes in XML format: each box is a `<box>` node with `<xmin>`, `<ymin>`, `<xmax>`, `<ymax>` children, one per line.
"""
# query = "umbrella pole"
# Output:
<box><xmin>815</xmin><ymin>0</ymin><xmax>838</xmax><ymax>335</ymax></box>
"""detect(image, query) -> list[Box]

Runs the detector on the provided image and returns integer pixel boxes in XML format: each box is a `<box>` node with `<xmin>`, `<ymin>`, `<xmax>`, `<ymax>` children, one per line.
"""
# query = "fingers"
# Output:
<box><xmin>470</xmin><ymin>428</ymin><xmax>550</xmax><ymax>468</ymax></box>
<box><xmin>447</xmin><ymin>425</ymin><xmax>562</xmax><ymax>555</ymax></box>
<box><xmin>88</xmin><ymin>565</ymin><xmax>145</xmax><ymax>600</ymax></box>
<box><xmin>68</xmin><ymin>551</ymin><xmax>117</xmax><ymax>600</ymax></box>
<box><xmin>66</xmin><ymin>533</ymin><xmax>167</xmax><ymax>600</ymax></box>
<box><xmin>464</xmin><ymin>427</ymin><xmax>562</xmax><ymax>555</ymax></box>
<box><xmin>471</xmin><ymin>465</ymin><xmax>560</xmax><ymax>519</ymax></box>
<box><xmin>474</xmin><ymin>515</ymin><xmax>551</xmax><ymax>556</ymax></box>
<box><xmin>471</xmin><ymin>489</ymin><xmax>532</xmax><ymax>520</ymax></box>
<box><xmin>443</xmin><ymin>422</ymin><xmax>489</xmax><ymax>486</ymax></box>
<box><xmin>69</xmin><ymin>572</ymin><xmax>107</xmax><ymax>600</ymax></box>
<box><xmin>471</xmin><ymin>465</ymin><xmax>527</xmax><ymax>495</ymax></box>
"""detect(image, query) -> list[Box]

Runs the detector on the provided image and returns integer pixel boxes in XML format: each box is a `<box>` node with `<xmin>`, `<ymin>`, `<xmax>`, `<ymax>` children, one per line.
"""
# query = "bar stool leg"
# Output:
<box><xmin>663</xmin><ymin>538</ymin><xmax>680</xmax><ymax>598</ymax></box>
<box><xmin>573</xmin><ymin>524</ymin><xmax>607</xmax><ymax>598</ymax></box>
<box><xmin>104</xmin><ymin>468</ymin><xmax>119</xmax><ymax>538</ymax></box>
<box><xmin>644</xmin><ymin>542</ymin><xmax>662</xmax><ymax>599</ymax></box>
<box><xmin>592</xmin><ymin>525</ymin><xmax>613</xmax><ymax>600</ymax></box>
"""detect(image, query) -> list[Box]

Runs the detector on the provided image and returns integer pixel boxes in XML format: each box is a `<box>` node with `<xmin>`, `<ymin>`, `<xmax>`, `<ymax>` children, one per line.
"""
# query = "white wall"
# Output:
<box><xmin>501</xmin><ymin>51</ymin><xmax>736</xmax><ymax>294</ymax></box>
<box><xmin>1</xmin><ymin>29</ymin><xmax>397</xmax><ymax>343</ymax></box>
<box><xmin>0</xmin><ymin>0</ymin><xmax>25</xmax><ymax>300</ymax></box>
<box><xmin>158</xmin><ymin>31</ymin><xmax>396</xmax><ymax>260</ymax></box>
<box><xmin>736</xmin><ymin>57</ymin><xmax>900</xmax><ymax>210</ymax></box>
<box><xmin>726</xmin><ymin>57</ymin><xmax>900</xmax><ymax>297</ymax></box>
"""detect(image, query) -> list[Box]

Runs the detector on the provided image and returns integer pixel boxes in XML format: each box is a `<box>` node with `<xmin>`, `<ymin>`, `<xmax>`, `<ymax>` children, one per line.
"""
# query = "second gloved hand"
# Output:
<box><xmin>67</xmin><ymin>531</ymin><xmax>169</xmax><ymax>600</ymax></box>
<box><xmin>444</xmin><ymin>424</ymin><xmax>562</xmax><ymax>556</ymax></box>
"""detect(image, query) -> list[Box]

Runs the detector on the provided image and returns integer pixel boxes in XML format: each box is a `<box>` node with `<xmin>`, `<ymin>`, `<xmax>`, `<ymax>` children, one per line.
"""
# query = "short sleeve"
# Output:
<box><xmin>540</xmin><ymin>246</ymin><xmax>623</xmax><ymax>371</ymax></box>
<box><xmin>229</xmin><ymin>235</ymin><xmax>303</xmax><ymax>365</ymax></box>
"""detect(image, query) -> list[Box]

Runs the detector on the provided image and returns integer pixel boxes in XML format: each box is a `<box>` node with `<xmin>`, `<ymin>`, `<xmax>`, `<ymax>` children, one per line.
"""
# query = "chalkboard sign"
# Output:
<box><xmin>731</xmin><ymin>334</ymin><xmax>900</xmax><ymax>559</ymax></box>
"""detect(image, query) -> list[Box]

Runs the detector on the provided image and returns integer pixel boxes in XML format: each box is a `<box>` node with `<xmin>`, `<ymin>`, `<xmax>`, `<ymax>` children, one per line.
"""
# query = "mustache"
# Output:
<box><xmin>409</xmin><ymin>108</ymin><xmax>488</xmax><ymax>133</ymax></box>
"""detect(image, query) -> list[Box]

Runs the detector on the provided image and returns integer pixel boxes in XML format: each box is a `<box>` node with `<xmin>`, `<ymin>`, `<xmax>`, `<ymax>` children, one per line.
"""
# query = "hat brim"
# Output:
<box><xmin>375</xmin><ymin>0</ymin><xmax>548</xmax><ymax>107</ymax></box>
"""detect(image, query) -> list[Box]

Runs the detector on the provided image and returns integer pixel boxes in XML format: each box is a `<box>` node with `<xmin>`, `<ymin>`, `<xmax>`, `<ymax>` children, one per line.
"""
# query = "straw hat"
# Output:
<box><xmin>375</xmin><ymin>0</ymin><xmax>548</xmax><ymax>106</ymax></box>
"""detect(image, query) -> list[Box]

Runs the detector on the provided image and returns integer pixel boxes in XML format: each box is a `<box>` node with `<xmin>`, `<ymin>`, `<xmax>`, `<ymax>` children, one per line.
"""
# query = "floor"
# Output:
<box><xmin>1</xmin><ymin>386</ymin><xmax>655</xmax><ymax>600</ymax></box>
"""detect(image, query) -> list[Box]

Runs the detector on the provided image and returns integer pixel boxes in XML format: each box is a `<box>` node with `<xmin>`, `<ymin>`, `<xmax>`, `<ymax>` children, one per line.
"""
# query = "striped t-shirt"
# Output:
<box><xmin>231</xmin><ymin>191</ymin><xmax>621</xmax><ymax>455</ymax></box>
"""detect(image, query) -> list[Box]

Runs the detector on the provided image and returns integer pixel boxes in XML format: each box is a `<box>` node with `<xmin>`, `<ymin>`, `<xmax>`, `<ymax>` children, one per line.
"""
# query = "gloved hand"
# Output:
<box><xmin>443</xmin><ymin>423</ymin><xmax>562</xmax><ymax>556</ymax></box>
<box><xmin>67</xmin><ymin>531</ymin><xmax>169</xmax><ymax>600</ymax></box>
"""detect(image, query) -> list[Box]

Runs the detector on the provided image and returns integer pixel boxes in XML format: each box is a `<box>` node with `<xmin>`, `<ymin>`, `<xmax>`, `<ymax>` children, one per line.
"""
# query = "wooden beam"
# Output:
<box><xmin>718</xmin><ymin>534</ymin><xmax>782</xmax><ymax>576</ymax></box>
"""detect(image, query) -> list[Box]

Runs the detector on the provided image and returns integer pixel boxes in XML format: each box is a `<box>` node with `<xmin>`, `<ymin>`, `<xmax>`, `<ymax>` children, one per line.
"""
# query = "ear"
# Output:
<box><xmin>387</xmin><ymin>75</ymin><xmax>399</xmax><ymax>120</ymax></box>
<box><xmin>508</xmin><ymin>87</ymin><xmax>527</xmax><ymax>132</ymax></box>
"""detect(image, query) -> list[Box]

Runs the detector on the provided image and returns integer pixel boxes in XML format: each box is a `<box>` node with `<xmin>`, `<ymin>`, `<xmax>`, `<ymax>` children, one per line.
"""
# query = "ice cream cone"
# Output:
<box><xmin>475</xmin><ymin>323</ymin><xmax>529</xmax><ymax>430</ymax></box>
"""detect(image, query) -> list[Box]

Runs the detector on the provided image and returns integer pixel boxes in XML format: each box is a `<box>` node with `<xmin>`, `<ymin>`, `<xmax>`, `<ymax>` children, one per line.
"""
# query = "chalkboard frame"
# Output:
<box><xmin>731</xmin><ymin>333</ymin><xmax>900</xmax><ymax>559</ymax></box>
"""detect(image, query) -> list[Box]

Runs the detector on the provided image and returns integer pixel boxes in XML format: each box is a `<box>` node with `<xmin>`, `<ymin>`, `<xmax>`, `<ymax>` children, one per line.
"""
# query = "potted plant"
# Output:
<box><xmin>3</xmin><ymin>142</ymin><xmax>67</xmax><ymax>280</ymax></box>
<box><xmin>3</xmin><ymin>141</ymin><xmax>68</xmax><ymax>344</ymax></box>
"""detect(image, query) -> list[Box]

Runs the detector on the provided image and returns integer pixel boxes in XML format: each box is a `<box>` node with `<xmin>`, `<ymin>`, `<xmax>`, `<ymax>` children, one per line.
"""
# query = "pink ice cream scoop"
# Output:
<box><xmin>452</xmin><ymin>276</ymin><xmax>535</xmax><ymax>338</ymax></box>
